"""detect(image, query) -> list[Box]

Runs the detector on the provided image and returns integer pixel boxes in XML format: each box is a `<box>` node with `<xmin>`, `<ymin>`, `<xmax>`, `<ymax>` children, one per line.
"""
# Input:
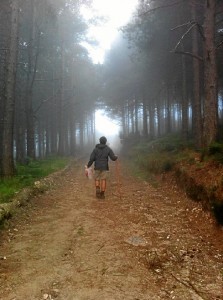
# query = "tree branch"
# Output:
<box><xmin>139</xmin><ymin>0</ymin><xmax>185</xmax><ymax>16</ymax></box>
<box><xmin>171</xmin><ymin>20</ymin><xmax>198</xmax><ymax>31</ymax></box>
<box><xmin>172</xmin><ymin>23</ymin><xmax>197</xmax><ymax>52</ymax></box>
<box><xmin>217</xmin><ymin>40</ymin><xmax>223</xmax><ymax>48</ymax></box>
<box><xmin>171</xmin><ymin>21</ymin><xmax>205</xmax><ymax>41</ymax></box>
<box><xmin>34</xmin><ymin>88</ymin><xmax>61</xmax><ymax>114</ymax></box>
<box><xmin>171</xmin><ymin>21</ymin><xmax>205</xmax><ymax>61</ymax></box>
<box><xmin>171</xmin><ymin>50</ymin><xmax>203</xmax><ymax>61</ymax></box>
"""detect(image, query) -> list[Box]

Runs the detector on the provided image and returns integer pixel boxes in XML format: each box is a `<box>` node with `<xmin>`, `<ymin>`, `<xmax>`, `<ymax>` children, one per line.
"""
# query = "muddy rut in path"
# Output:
<box><xmin>0</xmin><ymin>160</ymin><xmax>223</xmax><ymax>300</ymax></box>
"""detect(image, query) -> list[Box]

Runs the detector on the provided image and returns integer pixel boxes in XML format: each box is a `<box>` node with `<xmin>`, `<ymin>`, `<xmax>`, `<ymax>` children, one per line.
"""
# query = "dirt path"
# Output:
<box><xmin>0</xmin><ymin>160</ymin><xmax>223</xmax><ymax>300</ymax></box>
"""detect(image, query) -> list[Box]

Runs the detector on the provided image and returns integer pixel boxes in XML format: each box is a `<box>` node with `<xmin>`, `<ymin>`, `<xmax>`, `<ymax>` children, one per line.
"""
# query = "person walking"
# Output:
<box><xmin>87</xmin><ymin>136</ymin><xmax>118</xmax><ymax>199</ymax></box>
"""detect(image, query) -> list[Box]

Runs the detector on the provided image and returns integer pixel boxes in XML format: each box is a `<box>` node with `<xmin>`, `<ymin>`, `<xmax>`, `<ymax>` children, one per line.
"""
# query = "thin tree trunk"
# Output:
<box><xmin>135</xmin><ymin>97</ymin><xmax>139</xmax><ymax>134</ymax></box>
<box><xmin>26</xmin><ymin>0</ymin><xmax>38</xmax><ymax>160</ymax></box>
<box><xmin>70</xmin><ymin>117</ymin><xmax>76</xmax><ymax>155</ymax></box>
<box><xmin>203</xmin><ymin>0</ymin><xmax>218</xmax><ymax>147</ymax></box>
<box><xmin>191</xmin><ymin>3</ymin><xmax>202</xmax><ymax>148</ymax></box>
<box><xmin>181</xmin><ymin>45</ymin><xmax>188</xmax><ymax>140</ymax></box>
<box><xmin>142</xmin><ymin>88</ymin><xmax>148</xmax><ymax>138</ymax></box>
<box><xmin>58</xmin><ymin>40</ymin><xmax>65</xmax><ymax>155</ymax></box>
<box><xmin>2</xmin><ymin>0</ymin><xmax>19</xmax><ymax>177</ymax></box>
<box><xmin>148</xmin><ymin>100</ymin><xmax>155</xmax><ymax>139</ymax></box>
<box><xmin>157</xmin><ymin>100</ymin><xmax>161</xmax><ymax>137</ymax></box>
<box><xmin>15</xmin><ymin>93</ymin><xmax>26</xmax><ymax>163</ymax></box>
<box><xmin>45</xmin><ymin>117</ymin><xmax>50</xmax><ymax>156</ymax></box>
<box><xmin>166</xmin><ymin>85</ymin><xmax>171</xmax><ymax>134</ymax></box>
<box><xmin>121</xmin><ymin>105</ymin><xmax>127</xmax><ymax>139</ymax></box>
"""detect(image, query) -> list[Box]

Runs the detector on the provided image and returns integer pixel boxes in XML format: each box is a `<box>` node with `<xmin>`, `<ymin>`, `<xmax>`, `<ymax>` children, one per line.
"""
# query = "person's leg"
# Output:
<box><xmin>95</xmin><ymin>180</ymin><xmax>100</xmax><ymax>193</ymax></box>
<box><xmin>100</xmin><ymin>179</ymin><xmax>106</xmax><ymax>192</ymax></box>
<box><xmin>100</xmin><ymin>171</ymin><xmax>107</xmax><ymax>199</ymax></box>
<box><xmin>100</xmin><ymin>180</ymin><xmax>106</xmax><ymax>199</ymax></box>
<box><xmin>94</xmin><ymin>171</ymin><xmax>101</xmax><ymax>198</ymax></box>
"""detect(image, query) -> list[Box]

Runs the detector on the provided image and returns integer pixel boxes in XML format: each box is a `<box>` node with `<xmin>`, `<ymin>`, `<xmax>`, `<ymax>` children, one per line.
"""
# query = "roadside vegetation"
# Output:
<box><xmin>124</xmin><ymin>134</ymin><xmax>223</xmax><ymax>224</ymax></box>
<box><xmin>125</xmin><ymin>134</ymin><xmax>223</xmax><ymax>175</ymax></box>
<box><xmin>0</xmin><ymin>157</ymin><xmax>69</xmax><ymax>204</ymax></box>
<box><xmin>125</xmin><ymin>134</ymin><xmax>193</xmax><ymax>179</ymax></box>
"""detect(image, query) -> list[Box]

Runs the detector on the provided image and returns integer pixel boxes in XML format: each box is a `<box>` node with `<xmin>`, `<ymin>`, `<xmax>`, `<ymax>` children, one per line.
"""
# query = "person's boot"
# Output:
<box><xmin>100</xmin><ymin>191</ymin><xmax>105</xmax><ymax>199</ymax></box>
<box><xmin>96</xmin><ymin>187</ymin><xmax>100</xmax><ymax>198</ymax></box>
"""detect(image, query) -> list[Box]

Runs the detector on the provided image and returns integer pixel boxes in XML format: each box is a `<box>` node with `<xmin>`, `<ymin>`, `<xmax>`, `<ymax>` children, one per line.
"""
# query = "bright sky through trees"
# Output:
<box><xmin>81</xmin><ymin>0</ymin><xmax>138</xmax><ymax>64</ymax></box>
<box><xmin>95</xmin><ymin>110</ymin><xmax>121</xmax><ymax>150</ymax></box>
<box><xmin>95</xmin><ymin>110</ymin><xmax>120</xmax><ymax>135</ymax></box>
<box><xmin>81</xmin><ymin>1</ymin><xmax>138</xmax><ymax>139</ymax></box>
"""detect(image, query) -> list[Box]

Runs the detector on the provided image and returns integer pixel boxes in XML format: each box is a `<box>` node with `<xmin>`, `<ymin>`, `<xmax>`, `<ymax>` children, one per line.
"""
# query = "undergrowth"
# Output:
<box><xmin>124</xmin><ymin>134</ymin><xmax>223</xmax><ymax>176</ymax></box>
<box><xmin>124</xmin><ymin>134</ymin><xmax>223</xmax><ymax>224</ymax></box>
<box><xmin>125</xmin><ymin>134</ymin><xmax>193</xmax><ymax>176</ymax></box>
<box><xmin>0</xmin><ymin>156</ymin><xmax>69</xmax><ymax>204</ymax></box>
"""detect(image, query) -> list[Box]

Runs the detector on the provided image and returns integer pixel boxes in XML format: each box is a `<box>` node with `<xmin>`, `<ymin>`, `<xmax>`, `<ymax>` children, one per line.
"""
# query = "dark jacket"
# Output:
<box><xmin>87</xmin><ymin>144</ymin><xmax>117</xmax><ymax>170</ymax></box>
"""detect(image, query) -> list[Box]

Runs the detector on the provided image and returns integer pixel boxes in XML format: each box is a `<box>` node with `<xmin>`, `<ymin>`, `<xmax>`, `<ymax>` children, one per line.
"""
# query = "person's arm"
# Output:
<box><xmin>108</xmin><ymin>148</ymin><xmax>118</xmax><ymax>161</ymax></box>
<box><xmin>87</xmin><ymin>149</ymin><xmax>96</xmax><ymax>168</ymax></box>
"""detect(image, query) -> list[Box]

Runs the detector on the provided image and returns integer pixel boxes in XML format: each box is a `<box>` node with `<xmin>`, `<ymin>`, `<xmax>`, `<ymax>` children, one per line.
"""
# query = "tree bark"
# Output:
<box><xmin>148</xmin><ymin>99</ymin><xmax>155</xmax><ymax>139</ymax></box>
<box><xmin>142</xmin><ymin>88</ymin><xmax>148</xmax><ymax>138</ymax></box>
<box><xmin>26</xmin><ymin>0</ymin><xmax>38</xmax><ymax>160</ymax></box>
<box><xmin>181</xmin><ymin>44</ymin><xmax>189</xmax><ymax>140</ymax></box>
<box><xmin>203</xmin><ymin>0</ymin><xmax>218</xmax><ymax>147</ymax></box>
<box><xmin>191</xmin><ymin>2</ymin><xmax>202</xmax><ymax>148</ymax></box>
<box><xmin>166</xmin><ymin>85</ymin><xmax>172</xmax><ymax>134</ymax></box>
<box><xmin>58</xmin><ymin>40</ymin><xmax>65</xmax><ymax>156</ymax></box>
<box><xmin>2</xmin><ymin>0</ymin><xmax>19</xmax><ymax>177</ymax></box>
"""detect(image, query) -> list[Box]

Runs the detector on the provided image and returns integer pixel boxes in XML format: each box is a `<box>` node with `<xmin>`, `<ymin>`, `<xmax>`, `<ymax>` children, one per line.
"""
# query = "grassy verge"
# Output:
<box><xmin>0</xmin><ymin>156</ymin><xmax>70</xmax><ymax>204</ymax></box>
<box><xmin>124</xmin><ymin>134</ymin><xmax>223</xmax><ymax>176</ymax></box>
<box><xmin>125</xmin><ymin>134</ymin><xmax>192</xmax><ymax>177</ymax></box>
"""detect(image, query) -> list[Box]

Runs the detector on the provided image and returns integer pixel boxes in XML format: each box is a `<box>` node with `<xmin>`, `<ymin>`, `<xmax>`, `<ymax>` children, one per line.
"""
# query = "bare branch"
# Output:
<box><xmin>139</xmin><ymin>0</ymin><xmax>185</xmax><ymax>16</ymax></box>
<box><xmin>30</xmin><ymin>30</ymin><xmax>41</xmax><ymax>90</ymax></box>
<box><xmin>171</xmin><ymin>21</ymin><xmax>205</xmax><ymax>61</ymax></box>
<box><xmin>173</xmin><ymin>23</ymin><xmax>197</xmax><ymax>52</ymax></box>
<box><xmin>196</xmin><ymin>23</ymin><xmax>205</xmax><ymax>41</ymax></box>
<box><xmin>171</xmin><ymin>21</ymin><xmax>205</xmax><ymax>41</ymax></box>
<box><xmin>34</xmin><ymin>88</ymin><xmax>62</xmax><ymax>114</ymax></box>
<box><xmin>171</xmin><ymin>21</ymin><xmax>194</xmax><ymax>31</ymax></box>
<box><xmin>171</xmin><ymin>50</ymin><xmax>203</xmax><ymax>61</ymax></box>
<box><xmin>217</xmin><ymin>40</ymin><xmax>223</xmax><ymax>48</ymax></box>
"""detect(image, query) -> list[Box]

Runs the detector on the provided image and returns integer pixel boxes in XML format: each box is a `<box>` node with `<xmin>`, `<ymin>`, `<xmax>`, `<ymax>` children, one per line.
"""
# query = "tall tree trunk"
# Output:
<box><xmin>181</xmin><ymin>45</ymin><xmax>189</xmax><ymax>140</ymax></box>
<box><xmin>45</xmin><ymin>117</ymin><xmax>50</xmax><ymax>156</ymax></box>
<box><xmin>121</xmin><ymin>105</ymin><xmax>127</xmax><ymax>139</ymax></box>
<box><xmin>157</xmin><ymin>100</ymin><xmax>161</xmax><ymax>137</ymax></box>
<box><xmin>50</xmin><ymin>70</ymin><xmax>58</xmax><ymax>155</ymax></box>
<box><xmin>142</xmin><ymin>88</ymin><xmax>148</xmax><ymax>138</ymax></box>
<box><xmin>166</xmin><ymin>85</ymin><xmax>171</xmax><ymax>134</ymax></box>
<box><xmin>203</xmin><ymin>0</ymin><xmax>218</xmax><ymax>147</ymax></box>
<box><xmin>26</xmin><ymin>0</ymin><xmax>38</xmax><ymax>160</ymax></box>
<box><xmin>15</xmin><ymin>94</ymin><xmax>26</xmax><ymax>163</ymax></box>
<box><xmin>130</xmin><ymin>100</ymin><xmax>134</xmax><ymax>133</ymax></box>
<box><xmin>70</xmin><ymin>117</ymin><xmax>76</xmax><ymax>155</ymax></box>
<box><xmin>58</xmin><ymin>40</ymin><xmax>65</xmax><ymax>155</ymax></box>
<box><xmin>2</xmin><ymin>0</ymin><xmax>19</xmax><ymax>177</ymax></box>
<box><xmin>0</xmin><ymin>0</ymin><xmax>10</xmax><ymax>170</ymax></box>
<box><xmin>79</xmin><ymin>119</ymin><xmax>84</xmax><ymax>149</ymax></box>
<box><xmin>148</xmin><ymin>100</ymin><xmax>155</xmax><ymax>139</ymax></box>
<box><xmin>191</xmin><ymin>3</ymin><xmax>202</xmax><ymax>148</ymax></box>
<box><xmin>135</xmin><ymin>97</ymin><xmax>139</xmax><ymax>134</ymax></box>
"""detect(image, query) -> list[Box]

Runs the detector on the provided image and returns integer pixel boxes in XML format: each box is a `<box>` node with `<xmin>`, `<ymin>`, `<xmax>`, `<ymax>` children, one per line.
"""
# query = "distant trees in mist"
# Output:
<box><xmin>103</xmin><ymin>0</ymin><xmax>223</xmax><ymax>149</ymax></box>
<box><xmin>0</xmin><ymin>0</ymin><xmax>222</xmax><ymax>177</ymax></box>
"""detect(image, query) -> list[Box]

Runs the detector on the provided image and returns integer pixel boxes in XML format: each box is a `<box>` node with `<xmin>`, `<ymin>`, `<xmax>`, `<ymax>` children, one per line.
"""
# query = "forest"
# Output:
<box><xmin>0</xmin><ymin>0</ymin><xmax>223</xmax><ymax>178</ymax></box>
